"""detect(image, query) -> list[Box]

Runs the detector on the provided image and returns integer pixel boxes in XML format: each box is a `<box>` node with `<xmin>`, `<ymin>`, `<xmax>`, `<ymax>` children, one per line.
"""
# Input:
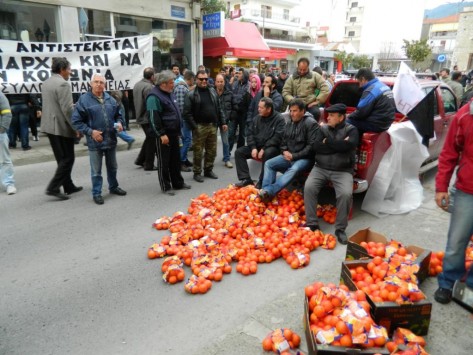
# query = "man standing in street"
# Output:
<box><xmin>134</xmin><ymin>67</ymin><xmax>157</xmax><ymax>171</ymax></box>
<box><xmin>215</xmin><ymin>73</ymin><xmax>237</xmax><ymax>168</ymax></box>
<box><xmin>72</xmin><ymin>74</ymin><xmax>127</xmax><ymax>205</ymax></box>
<box><xmin>230</xmin><ymin>68</ymin><xmax>251</xmax><ymax>152</ymax></box>
<box><xmin>433</xmin><ymin>98</ymin><xmax>473</xmax><ymax>304</ymax></box>
<box><xmin>282</xmin><ymin>57</ymin><xmax>329</xmax><ymax>121</ymax></box>
<box><xmin>41</xmin><ymin>57</ymin><xmax>82</xmax><ymax>200</ymax></box>
<box><xmin>147</xmin><ymin>70</ymin><xmax>191</xmax><ymax>195</ymax></box>
<box><xmin>183</xmin><ymin>70</ymin><xmax>227</xmax><ymax>183</ymax></box>
<box><xmin>449</xmin><ymin>71</ymin><xmax>465</xmax><ymax>107</ymax></box>
<box><xmin>173</xmin><ymin>70</ymin><xmax>195</xmax><ymax>172</ymax></box>
<box><xmin>304</xmin><ymin>104</ymin><xmax>358</xmax><ymax>244</ymax></box>
<box><xmin>276</xmin><ymin>70</ymin><xmax>288</xmax><ymax>94</ymax></box>
<box><xmin>259</xmin><ymin>99</ymin><xmax>317</xmax><ymax>202</ymax></box>
<box><xmin>346</xmin><ymin>68</ymin><xmax>395</xmax><ymax>135</ymax></box>
<box><xmin>234</xmin><ymin>97</ymin><xmax>286</xmax><ymax>189</ymax></box>
<box><xmin>0</xmin><ymin>92</ymin><xmax>17</xmax><ymax>195</ymax></box>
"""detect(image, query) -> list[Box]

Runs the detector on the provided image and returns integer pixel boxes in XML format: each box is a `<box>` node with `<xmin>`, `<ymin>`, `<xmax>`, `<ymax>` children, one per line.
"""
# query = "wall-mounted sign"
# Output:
<box><xmin>203</xmin><ymin>12</ymin><xmax>225</xmax><ymax>39</ymax></box>
<box><xmin>171</xmin><ymin>5</ymin><xmax>185</xmax><ymax>19</ymax></box>
<box><xmin>437</xmin><ymin>54</ymin><xmax>446</xmax><ymax>63</ymax></box>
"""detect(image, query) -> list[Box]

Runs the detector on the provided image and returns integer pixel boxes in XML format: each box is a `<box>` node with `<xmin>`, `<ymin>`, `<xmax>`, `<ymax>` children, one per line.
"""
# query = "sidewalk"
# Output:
<box><xmin>10</xmin><ymin>122</ymin><xmax>145</xmax><ymax>166</ymax></box>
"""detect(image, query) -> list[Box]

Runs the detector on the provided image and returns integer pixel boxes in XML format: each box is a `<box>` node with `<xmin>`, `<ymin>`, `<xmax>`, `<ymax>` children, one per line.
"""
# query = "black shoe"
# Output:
<box><xmin>46</xmin><ymin>190</ymin><xmax>70</xmax><ymax>200</ymax></box>
<box><xmin>175</xmin><ymin>183</ymin><xmax>191</xmax><ymax>190</ymax></box>
<box><xmin>144</xmin><ymin>166</ymin><xmax>157</xmax><ymax>171</ymax></box>
<box><xmin>255</xmin><ymin>180</ymin><xmax>262</xmax><ymax>189</ymax></box>
<box><xmin>22</xmin><ymin>146</ymin><xmax>32</xmax><ymax>151</ymax></box>
<box><xmin>335</xmin><ymin>229</ymin><xmax>348</xmax><ymax>245</ymax></box>
<box><xmin>110</xmin><ymin>187</ymin><xmax>127</xmax><ymax>196</ymax></box>
<box><xmin>134</xmin><ymin>160</ymin><xmax>144</xmax><ymax>167</ymax></box>
<box><xmin>65</xmin><ymin>186</ymin><xmax>83</xmax><ymax>195</ymax></box>
<box><xmin>181</xmin><ymin>164</ymin><xmax>192</xmax><ymax>172</ymax></box>
<box><xmin>434</xmin><ymin>287</ymin><xmax>452</xmax><ymax>304</ymax></box>
<box><xmin>184</xmin><ymin>160</ymin><xmax>193</xmax><ymax>167</ymax></box>
<box><xmin>258</xmin><ymin>189</ymin><xmax>272</xmax><ymax>203</ymax></box>
<box><xmin>204</xmin><ymin>171</ymin><xmax>218</xmax><ymax>179</ymax></box>
<box><xmin>194</xmin><ymin>174</ymin><xmax>204</xmax><ymax>183</ymax></box>
<box><xmin>235</xmin><ymin>179</ymin><xmax>254</xmax><ymax>188</ymax></box>
<box><xmin>307</xmin><ymin>224</ymin><xmax>320</xmax><ymax>232</ymax></box>
<box><xmin>163</xmin><ymin>189</ymin><xmax>176</xmax><ymax>196</ymax></box>
<box><xmin>93</xmin><ymin>195</ymin><xmax>104</xmax><ymax>205</ymax></box>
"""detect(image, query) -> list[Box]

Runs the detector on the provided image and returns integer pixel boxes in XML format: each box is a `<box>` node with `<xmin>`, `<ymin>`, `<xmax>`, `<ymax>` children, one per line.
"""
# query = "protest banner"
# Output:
<box><xmin>0</xmin><ymin>35</ymin><xmax>152</xmax><ymax>94</ymax></box>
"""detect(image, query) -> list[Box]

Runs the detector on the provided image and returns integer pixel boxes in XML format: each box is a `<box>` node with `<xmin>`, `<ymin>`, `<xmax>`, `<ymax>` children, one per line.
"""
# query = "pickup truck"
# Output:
<box><xmin>321</xmin><ymin>78</ymin><xmax>458</xmax><ymax>193</ymax></box>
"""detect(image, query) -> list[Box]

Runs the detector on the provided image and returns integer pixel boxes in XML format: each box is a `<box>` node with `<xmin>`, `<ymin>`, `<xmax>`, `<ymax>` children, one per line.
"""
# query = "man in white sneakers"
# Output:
<box><xmin>0</xmin><ymin>92</ymin><xmax>17</xmax><ymax>195</ymax></box>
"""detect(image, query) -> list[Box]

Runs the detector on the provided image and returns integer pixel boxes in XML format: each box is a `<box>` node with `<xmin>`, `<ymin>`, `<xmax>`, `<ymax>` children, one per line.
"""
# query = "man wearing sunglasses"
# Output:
<box><xmin>183</xmin><ymin>70</ymin><xmax>227</xmax><ymax>182</ymax></box>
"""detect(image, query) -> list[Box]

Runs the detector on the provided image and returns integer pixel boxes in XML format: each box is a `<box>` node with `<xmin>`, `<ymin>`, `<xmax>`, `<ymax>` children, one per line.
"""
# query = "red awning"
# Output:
<box><xmin>203</xmin><ymin>20</ymin><xmax>287</xmax><ymax>60</ymax></box>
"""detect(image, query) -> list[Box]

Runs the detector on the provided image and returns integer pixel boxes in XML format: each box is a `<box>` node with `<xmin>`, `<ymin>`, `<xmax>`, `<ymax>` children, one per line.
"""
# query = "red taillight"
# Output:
<box><xmin>356</xmin><ymin>139</ymin><xmax>373</xmax><ymax>178</ymax></box>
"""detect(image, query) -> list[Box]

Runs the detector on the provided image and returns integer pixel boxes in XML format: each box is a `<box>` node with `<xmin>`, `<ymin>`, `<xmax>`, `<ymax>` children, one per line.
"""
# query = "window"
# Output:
<box><xmin>348</xmin><ymin>31</ymin><xmax>355</xmax><ymax>37</ymax></box>
<box><xmin>78</xmin><ymin>8</ymin><xmax>112</xmax><ymax>40</ymax></box>
<box><xmin>283</xmin><ymin>9</ymin><xmax>289</xmax><ymax>21</ymax></box>
<box><xmin>350</xmin><ymin>17</ymin><xmax>356</xmax><ymax>22</ymax></box>
<box><xmin>0</xmin><ymin>1</ymin><xmax>58</xmax><ymax>42</ymax></box>
<box><xmin>351</xmin><ymin>2</ymin><xmax>358</xmax><ymax>8</ymax></box>
<box><xmin>440</xmin><ymin>87</ymin><xmax>457</xmax><ymax>113</ymax></box>
<box><xmin>150</xmin><ymin>20</ymin><xmax>192</xmax><ymax>73</ymax></box>
<box><xmin>261</xmin><ymin>5</ymin><xmax>272</xmax><ymax>19</ymax></box>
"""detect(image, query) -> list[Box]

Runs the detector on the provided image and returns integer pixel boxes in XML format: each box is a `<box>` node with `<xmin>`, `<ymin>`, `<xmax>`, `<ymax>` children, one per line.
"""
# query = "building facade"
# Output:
<box><xmin>453</xmin><ymin>6</ymin><xmax>473</xmax><ymax>71</ymax></box>
<box><xmin>0</xmin><ymin>0</ymin><xmax>200</xmax><ymax>72</ymax></box>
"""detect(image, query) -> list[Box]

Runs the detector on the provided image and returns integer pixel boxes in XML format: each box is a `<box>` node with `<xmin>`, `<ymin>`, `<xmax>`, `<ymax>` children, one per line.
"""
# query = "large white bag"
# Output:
<box><xmin>361</xmin><ymin>121</ymin><xmax>429</xmax><ymax>217</ymax></box>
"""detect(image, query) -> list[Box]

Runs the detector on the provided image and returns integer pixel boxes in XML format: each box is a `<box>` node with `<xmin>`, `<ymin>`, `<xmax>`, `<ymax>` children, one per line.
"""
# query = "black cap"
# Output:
<box><xmin>325</xmin><ymin>103</ymin><xmax>347</xmax><ymax>114</ymax></box>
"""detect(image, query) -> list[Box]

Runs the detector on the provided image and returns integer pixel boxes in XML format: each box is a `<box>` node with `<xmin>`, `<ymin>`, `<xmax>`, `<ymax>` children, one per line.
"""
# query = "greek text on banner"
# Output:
<box><xmin>0</xmin><ymin>35</ymin><xmax>153</xmax><ymax>94</ymax></box>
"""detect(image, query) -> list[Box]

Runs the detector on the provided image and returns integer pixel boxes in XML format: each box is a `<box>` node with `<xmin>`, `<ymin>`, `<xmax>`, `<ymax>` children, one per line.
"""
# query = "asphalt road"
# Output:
<box><xmin>1</xmin><ymin>141</ymin><xmax>471</xmax><ymax>355</ymax></box>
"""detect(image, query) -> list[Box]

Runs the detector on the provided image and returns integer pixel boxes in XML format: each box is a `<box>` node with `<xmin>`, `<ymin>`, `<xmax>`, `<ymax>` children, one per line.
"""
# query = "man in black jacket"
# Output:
<box><xmin>234</xmin><ymin>97</ymin><xmax>286</xmax><ymax>189</ymax></box>
<box><xmin>230</xmin><ymin>68</ymin><xmax>251</xmax><ymax>151</ymax></box>
<box><xmin>215</xmin><ymin>74</ymin><xmax>237</xmax><ymax>168</ymax></box>
<box><xmin>259</xmin><ymin>99</ymin><xmax>318</xmax><ymax>201</ymax></box>
<box><xmin>304</xmin><ymin>103</ymin><xmax>359</xmax><ymax>244</ymax></box>
<box><xmin>183</xmin><ymin>70</ymin><xmax>227</xmax><ymax>183</ymax></box>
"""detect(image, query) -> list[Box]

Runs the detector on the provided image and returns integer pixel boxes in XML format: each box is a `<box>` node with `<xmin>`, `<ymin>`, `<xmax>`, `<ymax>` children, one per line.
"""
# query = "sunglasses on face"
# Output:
<box><xmin>198</xmin><ymin>78</ymin><xmax>208</xmax><ymax>81</ymax></box>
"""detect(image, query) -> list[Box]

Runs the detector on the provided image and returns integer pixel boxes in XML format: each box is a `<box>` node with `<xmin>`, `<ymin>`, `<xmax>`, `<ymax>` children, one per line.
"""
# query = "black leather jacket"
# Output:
<box><xmin>281</xmin><ymin>113</ymin><xmax>318</xmax><ymax>161</ymax></box>
<box><xmin>182</xmin><ymin>86</ymin><xmax>226</xmax><ymax>130</ymax></box>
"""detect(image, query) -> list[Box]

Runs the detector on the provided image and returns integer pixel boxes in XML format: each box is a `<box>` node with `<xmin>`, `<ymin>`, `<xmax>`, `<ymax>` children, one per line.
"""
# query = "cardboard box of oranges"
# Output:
<box><xmin>340</xmin><ymin>260</ymin><xmax>432</xmax><ymax>336</ymax></box>
<box><xmin>345</xmin><ymin>228</ymin><xmax>431</xmax><ymax>284</ymax></box>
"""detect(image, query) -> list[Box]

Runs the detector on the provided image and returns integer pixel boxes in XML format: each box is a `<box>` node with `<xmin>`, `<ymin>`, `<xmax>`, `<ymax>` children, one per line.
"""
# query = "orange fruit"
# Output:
<box><xmin>339</xmin><ymin>334</ymin><xmax>353</xmax><ymax>347</ymax></box>
<box><xmin>262</xmin><ymin>337</ymin><xmax>272</xmax><ymax>351</ymax></box>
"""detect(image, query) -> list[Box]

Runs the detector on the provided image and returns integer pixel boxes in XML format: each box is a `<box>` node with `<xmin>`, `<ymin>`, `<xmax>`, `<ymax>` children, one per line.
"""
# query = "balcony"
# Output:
<box><xmin>264</xmin><ymin>32</ymin><xmax>315</xmax><ymax>43</ymax></box>
<box><xmin>240</xmin><ymin>8</ymin><xmax>301</xmax><ymax>26</ymax></box>
<box><xmin>268</xmin><ymin>0</ymin><xmax>302</xmax><ymax>6</ymax></box>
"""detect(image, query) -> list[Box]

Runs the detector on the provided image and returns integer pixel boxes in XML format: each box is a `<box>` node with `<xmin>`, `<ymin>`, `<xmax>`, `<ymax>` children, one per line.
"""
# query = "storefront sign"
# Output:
<box><xmin>0</xmin><ymin>35</ymin><xmax>152</xmax><ymax>94</ymax></box>
<box><xmin>203</xmin><ymin>12</ymin><xmax>225</xmax><ymax>39</ymax></box>
<box><xmin>171</xmin><ymin>5</ymin><xmax>186</xmax><ymax>19</ymax></box>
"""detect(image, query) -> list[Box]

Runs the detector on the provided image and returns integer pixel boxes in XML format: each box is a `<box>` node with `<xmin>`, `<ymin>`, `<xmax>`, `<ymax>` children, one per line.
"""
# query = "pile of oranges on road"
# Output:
<box><xmin>147</xmin><ymin>185</ymin><xmax>338</xmax><ymax>294</ymax></box>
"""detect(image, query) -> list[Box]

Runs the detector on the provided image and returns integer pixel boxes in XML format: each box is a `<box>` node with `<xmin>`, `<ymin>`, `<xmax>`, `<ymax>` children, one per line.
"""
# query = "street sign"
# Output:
<box><xmin>437</xmin><ymin>54</ymin><xmax>446</xmax><ymax>63</ymax></box>
<box><xmin>203</xmin><ymin>12</ymin><xmax>225</xmax><ymax>39</ymax></box>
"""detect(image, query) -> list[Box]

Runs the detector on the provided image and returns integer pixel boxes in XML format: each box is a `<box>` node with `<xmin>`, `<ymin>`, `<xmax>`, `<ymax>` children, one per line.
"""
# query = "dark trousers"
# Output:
<box><xmin>155</xmin><ymin>135</ymin><xmax>184</xmax><ymax>192</ymax></box>
<box><xmin>46</xmin><ymin>134</ymin><xmax>76</xmax><ymax>193</ymax></box>
<box><xmin>234</xmin><ymin>145</ymin><xmax>280</xmax><ymax>183</ymax></box>
<box><xmin>135</xmin><ymin>123</ymin><xmax>157</xmax><ymax>169</ymax></box>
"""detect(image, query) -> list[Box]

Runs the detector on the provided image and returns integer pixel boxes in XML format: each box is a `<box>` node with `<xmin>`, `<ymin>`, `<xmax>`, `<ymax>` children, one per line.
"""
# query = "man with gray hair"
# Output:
<box><xmin>147</xmin><ymin>70</ymin><xmax>190</xmax><ymax>195</ymax></box>
<box><xmin>72</xmin><ymin>73</ymin><xmax>127</xmax><ymax>205</ymax></box>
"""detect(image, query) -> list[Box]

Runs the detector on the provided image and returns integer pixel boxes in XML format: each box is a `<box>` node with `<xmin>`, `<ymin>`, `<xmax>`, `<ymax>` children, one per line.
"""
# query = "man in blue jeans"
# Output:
<box><xmin>434</xmin><ymin>98</ymin><xmax>473</xmax><ymax>304</ymax></box>
<box><xmin>72</xmin><ymin>74</ymin><xmax>127</xmax><ymax>205</ymax></box>
<box><xmin>259</xmin><ymin>99</ymin><xmax>317</xmax><ymax>202</ymax></box>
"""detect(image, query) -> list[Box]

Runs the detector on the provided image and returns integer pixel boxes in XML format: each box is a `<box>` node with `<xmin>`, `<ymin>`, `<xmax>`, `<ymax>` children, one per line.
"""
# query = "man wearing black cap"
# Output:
<box><xmin>304</xmin><ymin>103</ymin><xmax>359</xmax><ymax>244</ymax></box>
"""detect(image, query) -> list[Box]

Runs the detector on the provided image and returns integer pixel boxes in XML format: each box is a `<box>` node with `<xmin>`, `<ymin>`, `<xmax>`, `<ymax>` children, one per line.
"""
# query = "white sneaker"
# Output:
<box><xmin>224</xmin><ymin>161</ymin><xmax>233</xmax><ymax>168</ymax></box>
<box><xmin>6</xmin><ymin>185</ymin><xmax>17</xmax><ymax>195</ymax></box>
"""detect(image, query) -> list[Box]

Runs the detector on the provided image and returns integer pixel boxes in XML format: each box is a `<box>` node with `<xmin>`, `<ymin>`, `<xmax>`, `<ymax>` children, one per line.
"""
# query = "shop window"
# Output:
<box><xmin>77</xmin><ymin>8</ymin><xmax>112</xmax><ymax>40</ymax></box>
<box><xmin>348</xmin><ymin>31</ymin><xmax>355</xmax><ymax>37</ymax></box>
<box><xmin>0</xmin><ymin>1</ymin><xmax>58</xmax><ymax>42</ymax></box>
<box><xmin>151</xmin><ymin>20</ymin><xmax>192</xmax><ymax>73</ymax></box>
